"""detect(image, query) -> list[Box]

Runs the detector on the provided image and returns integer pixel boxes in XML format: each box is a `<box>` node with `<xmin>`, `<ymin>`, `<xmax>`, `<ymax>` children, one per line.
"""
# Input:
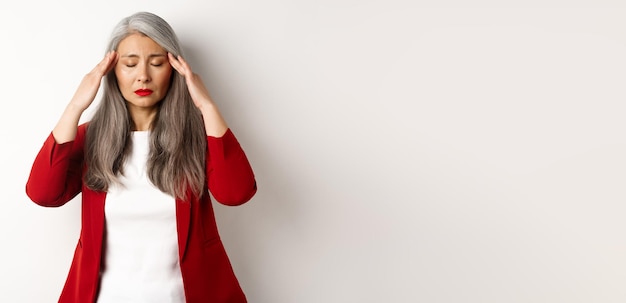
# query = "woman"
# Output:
<box><xmin>25</xmin><ymin>11</ymin><xmax>257</xmax><ymax>303</ymax></box>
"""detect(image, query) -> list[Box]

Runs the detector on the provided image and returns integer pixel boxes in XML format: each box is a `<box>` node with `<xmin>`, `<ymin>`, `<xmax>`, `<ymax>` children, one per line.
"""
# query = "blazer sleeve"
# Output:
<box><xmin>206</xmin><ymin>128</ymin><xmax>257</xmax><ymax>206</ymax></box>
<box><xmin>25</xmin><ymin>126</ymin><xmax>86</xmax><ymax>207</ymax></box>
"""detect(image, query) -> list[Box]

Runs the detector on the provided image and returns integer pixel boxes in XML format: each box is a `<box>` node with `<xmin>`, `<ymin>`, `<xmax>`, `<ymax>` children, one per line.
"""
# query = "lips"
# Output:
<box><xmin>135</xmin><ymin>89</ymin><xmax>153</xmax><ymax>96</ymax></box>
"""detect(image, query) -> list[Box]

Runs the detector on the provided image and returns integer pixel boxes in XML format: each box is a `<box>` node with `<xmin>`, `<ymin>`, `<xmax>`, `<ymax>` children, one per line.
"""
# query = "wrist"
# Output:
<box><xmin>65</xmin><ymin>102</ymin><xmax>87</xmax><ymax>115</ymax></box>
<box><xmin>197</xmin><ymin>100</ymin><xmax>218</xmax><ymax>115</ymax></box>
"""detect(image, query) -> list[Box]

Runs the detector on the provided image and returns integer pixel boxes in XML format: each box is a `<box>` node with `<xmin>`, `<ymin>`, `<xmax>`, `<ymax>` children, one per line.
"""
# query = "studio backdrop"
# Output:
<box><xmin>2</xmin><ymin>0</ymin><xmax>626</xmax><ymax>302</ymax></box>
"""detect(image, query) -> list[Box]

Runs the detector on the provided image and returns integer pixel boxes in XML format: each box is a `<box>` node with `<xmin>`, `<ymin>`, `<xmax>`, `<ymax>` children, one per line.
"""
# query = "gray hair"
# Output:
<box><xmin>85</xmin><ymin>12</ymin><xmax>207</xmax><ymax>200</ymax></box>
<box><xmin>106</xmin><ymin>11</ymin><xmax>183</xmax><ymax>57</ymax></box>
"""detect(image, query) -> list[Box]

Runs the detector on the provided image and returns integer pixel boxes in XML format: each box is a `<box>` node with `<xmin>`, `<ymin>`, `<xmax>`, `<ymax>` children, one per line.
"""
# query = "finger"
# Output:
<box><xmin>170</xmin><ymin>53</ymin><xmax>194</xmax><ymax>76</ymax></box>
<box><xmin>176</xmin><ymin>55</ymin><xmax>193</xmax><ymax>73</ymax></box>
<box><xmin>104</xmin><ymin>51</ymin><xmax>118</xmax><ymax>74</ymax></box>
<box><xmin>168</xmin><ymin>53</ymin><xmax>185</xmax><ymax>75</ymax></box>
<box><xmin>95</xmin><ymin>51</ymin><xmax>116</xmax><ymax>74</ymax></box>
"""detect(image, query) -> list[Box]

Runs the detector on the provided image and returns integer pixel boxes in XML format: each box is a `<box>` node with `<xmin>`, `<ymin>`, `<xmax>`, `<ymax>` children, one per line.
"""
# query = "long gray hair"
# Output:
<box><xmin>85</xmin><ymin>11</ymin><xmax>207</xmax><ymax>200</ymax></box>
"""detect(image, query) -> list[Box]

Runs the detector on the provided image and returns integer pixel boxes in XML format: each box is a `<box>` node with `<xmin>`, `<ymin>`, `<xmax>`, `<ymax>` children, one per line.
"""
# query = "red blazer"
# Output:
<box><xmin>26</xmin><ymin>124</ymin><xmax>257</xmax><ymax>303</ymax></box>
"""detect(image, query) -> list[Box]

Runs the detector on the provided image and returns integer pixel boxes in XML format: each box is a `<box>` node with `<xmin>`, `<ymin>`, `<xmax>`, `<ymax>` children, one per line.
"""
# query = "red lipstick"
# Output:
<box><xmin>135</xmin><ymin>89</ymin><xmax>153</xmax><ymax>96</ymax></box>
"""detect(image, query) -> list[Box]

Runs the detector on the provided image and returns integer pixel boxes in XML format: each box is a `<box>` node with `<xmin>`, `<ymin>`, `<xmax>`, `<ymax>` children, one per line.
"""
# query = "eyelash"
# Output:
<box><xmin>125</xmin><ymin>63</ymin><xmax>163</xmax><ymax>68</ymax></box>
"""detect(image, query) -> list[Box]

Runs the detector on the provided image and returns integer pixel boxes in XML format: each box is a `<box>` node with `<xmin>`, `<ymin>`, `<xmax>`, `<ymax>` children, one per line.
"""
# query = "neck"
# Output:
<box><xmin>129</xmin><ymin>107</ymin><xmax>157</xmax><ymax>131</ymax></box>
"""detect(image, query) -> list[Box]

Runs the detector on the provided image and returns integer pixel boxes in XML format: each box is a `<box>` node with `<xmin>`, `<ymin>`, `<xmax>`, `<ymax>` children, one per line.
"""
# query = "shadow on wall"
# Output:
<box><xmin>181</xmin><ymin>44</ymin><xmax>306</xmax><ymax>301</ymax></box>
<box><xmin>213</xmin><ymin>126</ymin><xmax>304</xmax><ymax>301</ymax></box>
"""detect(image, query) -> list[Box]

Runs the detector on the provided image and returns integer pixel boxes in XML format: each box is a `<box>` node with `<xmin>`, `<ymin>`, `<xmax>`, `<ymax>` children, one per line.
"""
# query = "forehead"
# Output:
<box><xmin>117</xmin><ymin>33</ymin><xmax>166</xmax><ymax>56</ymax></box>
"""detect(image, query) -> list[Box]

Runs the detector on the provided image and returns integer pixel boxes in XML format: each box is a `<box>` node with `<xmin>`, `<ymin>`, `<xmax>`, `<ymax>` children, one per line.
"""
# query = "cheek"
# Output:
<box><xmin>114</xmin><ymin>70</ymin><xmax>134</xmax><ymax>100</ymax></box>
<box><xmin>114</xmin><ymin>68</ymin><xmax>129</xmax><ymax>87</ymax></box>
<box><xmin>157</xmin><ymin>69</ymin><xmax>173</xmax><ymax>91</ymax></box>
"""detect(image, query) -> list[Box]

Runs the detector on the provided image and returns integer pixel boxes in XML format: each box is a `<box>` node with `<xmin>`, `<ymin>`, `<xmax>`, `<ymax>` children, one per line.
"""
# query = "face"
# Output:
<box><xmin>115</xmin><ymin>33</ymin><xmax>172</xmax><ymax>112</ymax></box>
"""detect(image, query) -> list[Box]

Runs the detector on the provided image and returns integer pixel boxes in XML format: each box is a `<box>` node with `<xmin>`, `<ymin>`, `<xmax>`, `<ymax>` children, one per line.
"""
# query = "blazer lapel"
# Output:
<box><xmin>175</xmin><ymin>198</ymin><xmax>191</xmax><ymax>261</ymax></box>
<box><xmin>85</xmin><ymin>190</ymin><xmax>107</xmax><ymax>261</ymax></box>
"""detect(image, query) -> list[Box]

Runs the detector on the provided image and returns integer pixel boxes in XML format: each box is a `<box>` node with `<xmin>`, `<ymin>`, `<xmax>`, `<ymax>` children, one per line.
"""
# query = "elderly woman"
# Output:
<box><xmin>26</xmin><ymin>11</ymin><xmax>257</xmax><ymax>303</ymax></box>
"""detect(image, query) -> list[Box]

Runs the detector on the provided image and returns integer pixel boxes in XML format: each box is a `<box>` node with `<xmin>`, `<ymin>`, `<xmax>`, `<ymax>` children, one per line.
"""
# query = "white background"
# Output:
<box><xmin>2</xmin><ymin>0</ymin><xmax>626</xmax><ymax>302</ymax></box>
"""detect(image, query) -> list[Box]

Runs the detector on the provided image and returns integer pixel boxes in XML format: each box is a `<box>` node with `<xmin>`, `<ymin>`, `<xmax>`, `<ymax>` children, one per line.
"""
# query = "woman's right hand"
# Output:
<box><xmin>52</xmin><ymin>51</ymin><xmax>118</xmax><ymax>143</ymax></box>
<box><xmin>69</xmin><ymin>51</ymin><xmax>118</xmax><ymax>111</ymax></box>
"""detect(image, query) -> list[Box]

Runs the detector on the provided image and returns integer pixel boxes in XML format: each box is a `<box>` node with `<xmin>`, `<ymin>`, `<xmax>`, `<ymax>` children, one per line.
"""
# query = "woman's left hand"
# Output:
<box><xmin>168</xmin><ymin>53</ymin><xmax>214</xmax><ymax>110</ymax></box>
<box><xmin>168</xmin><ymin>53</ymin><xmax>229</xmax><ymax>137</ymax></box>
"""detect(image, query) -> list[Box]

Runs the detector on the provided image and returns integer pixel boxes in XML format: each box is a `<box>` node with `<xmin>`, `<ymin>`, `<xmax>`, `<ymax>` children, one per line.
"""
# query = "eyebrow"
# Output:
<box><xmin>120</xmin><ymin>53</ymin><xmax>167</xmax><ymax>58</ymax></box>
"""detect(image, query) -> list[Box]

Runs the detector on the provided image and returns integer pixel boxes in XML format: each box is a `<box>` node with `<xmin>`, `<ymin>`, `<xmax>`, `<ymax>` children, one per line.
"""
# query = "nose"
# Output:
<box><xmin>137</xmin><ymin>65</ymin><xmax>151</xmax><ymax>83</ymax></box>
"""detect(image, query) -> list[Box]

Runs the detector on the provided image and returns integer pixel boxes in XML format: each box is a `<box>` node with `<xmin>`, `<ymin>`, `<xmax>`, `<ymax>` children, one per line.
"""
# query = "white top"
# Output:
<box><xmin>97</xmin><ymin>131</ymin><xmax>185</xmax><ymax>303</ymax></box>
